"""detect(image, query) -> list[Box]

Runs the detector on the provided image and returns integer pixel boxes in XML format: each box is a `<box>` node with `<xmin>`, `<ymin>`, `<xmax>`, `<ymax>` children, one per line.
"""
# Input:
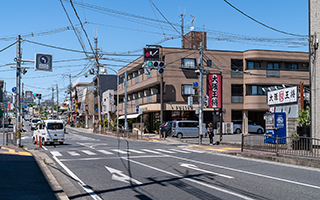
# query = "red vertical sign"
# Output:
<box><xmin>208</xmin><ymin>74</ymin><xmax>221</xmax><ymax>108</ymax></box>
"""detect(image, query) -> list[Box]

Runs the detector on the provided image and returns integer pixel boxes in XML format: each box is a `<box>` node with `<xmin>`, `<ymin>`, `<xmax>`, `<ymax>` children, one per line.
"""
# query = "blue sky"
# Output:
<box><xmin>0</xmin><ymin>0</ymin><xmax>308</xmax><ymax>103</ymax></box>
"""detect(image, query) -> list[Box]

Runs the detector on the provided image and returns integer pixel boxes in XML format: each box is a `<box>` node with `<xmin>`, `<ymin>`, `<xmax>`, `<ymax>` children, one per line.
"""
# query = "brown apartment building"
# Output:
<box><xmin>117</xmin><ymin>32</ymin><xmax>309</xmax><ymax>132</ymax></box>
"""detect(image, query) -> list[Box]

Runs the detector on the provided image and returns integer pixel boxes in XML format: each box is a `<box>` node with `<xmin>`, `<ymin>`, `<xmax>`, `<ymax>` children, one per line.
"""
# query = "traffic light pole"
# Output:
<box><xmin>16</xmin><ymin>35</ymin><xmax>22</xmax><ymax>147</ymax></box>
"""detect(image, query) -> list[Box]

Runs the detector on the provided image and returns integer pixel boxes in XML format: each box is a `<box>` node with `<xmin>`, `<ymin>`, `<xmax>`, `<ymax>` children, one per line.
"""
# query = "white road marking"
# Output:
<box><xmin>105</xmin><ymin>166</ymin><xmax>142</xmax><ymax>185</ymax></box>
<box><xmin>180</xmin><ymin>163</ymin><xmax>233</xmax><ymax>179</ymax></box>
<box><xmin>169</xmin><ymin>149</ymin><xmax>190</xmax><ymax>153</ymax></box>
<box><xmin>122</xmin><ymin>157</ymin><xmax>254</xmax><ymax>200</ymax></box>
<box><xmin>52</xmin><ymin>156</ymin><xmax>102</xmax><ymax>200</ymax></box>
<box><xmin>112</xmin><ymin>149</ymin><xmax>129</xmax><ymax>154</ymax></box>
<box><xmin>181</xmin><ymin>148</ymin><xmax>205</xmax><ymax>153</ymax></box>
<box><xmin>97</xmin><ymin>150</ymin><xmax>114</xmax><ymax>155</ymax></box>
<box><xmin>141</xmin><ymin>149</ymin><xmax>163</xmax><ymax>154</ymax></box>
<box><xmin>169</xmin><ymin>155</ymin><xmax>320</xmax><ymax>190</ymax></box>
<box><xmin>127</xmin><ymin>149</ymin><xmax>145</xmax><ymax>154</ymax></box>
<box><xmin>82</xmin><ymin>150</ymin><xmax>97</xmax><ymax>156</ymax></box>
<box><xmin>59</xmin><ymin>155</ymin><xmax>169</xmax><ymax>162</ymax></box>
<box><xmin>68</xmin><ymin>151</ymin><xmax>80</xmax><ymax>156</ymax></box>
<box><xmin>50</xmin><ymin>151</ymin><xmax>62</xmax><ymax>157</ymax></box>
<box><xmin>42</xmin><ymin>146</ymin><xmax>48</xmax><ymax>151</ymax></box>
<box><xmin>155</xmin><ymin>149</ymin><xmax>175</xmax><ymax>154</ymax></box>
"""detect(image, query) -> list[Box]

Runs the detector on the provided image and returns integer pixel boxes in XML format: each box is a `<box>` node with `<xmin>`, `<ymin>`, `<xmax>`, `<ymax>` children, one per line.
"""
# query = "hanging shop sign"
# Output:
<box><xmin>208</xmin><ymin>74</ymin><xmax>221</xmax><ymax>108</ymax></box>
<box><xmin>267</xmin><ymin>86</ymin><xmax>297</xmax><ymax>105</ymax></box>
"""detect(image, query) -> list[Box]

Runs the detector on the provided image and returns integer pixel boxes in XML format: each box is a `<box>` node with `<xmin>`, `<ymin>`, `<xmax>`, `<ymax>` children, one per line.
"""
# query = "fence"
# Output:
<box><xmin>241</xmin><ymin>134</ymin><xmax>320</xmax><ymax>158</ymax></box>
<box><xmin>4</xmin><ymin>132</ymin><xmax>16</xmax><ymax>145</ymax></box>
<box><xmin>93</xmin><ymin>127</ymin><xmax>140</xmax><ymax>139</ymax></box>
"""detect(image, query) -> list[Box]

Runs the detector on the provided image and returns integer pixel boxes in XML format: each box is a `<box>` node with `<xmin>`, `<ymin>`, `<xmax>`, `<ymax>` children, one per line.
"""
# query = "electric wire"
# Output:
<box><xmin>0</xmin><ymin>41</ymin><xmax>17</xmax><ymax>52</ymax></box>
<box><xmin>223</xmin><ymin>0</ymin><xmax>308</xmax><ymax>37</ymax></box>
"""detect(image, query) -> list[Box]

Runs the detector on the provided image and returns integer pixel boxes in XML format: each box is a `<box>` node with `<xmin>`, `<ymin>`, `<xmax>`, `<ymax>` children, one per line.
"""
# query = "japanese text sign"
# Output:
<box><xmin>267</xmin><ymin>86</ymin><xmax>297</xmax><ymax>105</ymax></box>
<box><xmin>208</xmin><ymin>74</ymin><xmax>221</xmax><ymax>108</ymax></box>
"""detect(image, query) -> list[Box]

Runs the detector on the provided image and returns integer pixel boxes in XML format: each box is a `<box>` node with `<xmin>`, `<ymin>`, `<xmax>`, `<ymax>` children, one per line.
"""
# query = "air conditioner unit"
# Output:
<box><xmin>217</xmin><ymin>122</ymin><xmax>233</xmax><ymax>134</ymax></box>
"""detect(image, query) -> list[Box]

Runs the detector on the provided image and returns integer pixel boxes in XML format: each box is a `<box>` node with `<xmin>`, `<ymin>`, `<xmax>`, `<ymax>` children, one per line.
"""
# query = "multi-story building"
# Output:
<box><xmin>117</xmin><ymin>32</ymin><xmax>309</xmax><ymax>133</ymax></box>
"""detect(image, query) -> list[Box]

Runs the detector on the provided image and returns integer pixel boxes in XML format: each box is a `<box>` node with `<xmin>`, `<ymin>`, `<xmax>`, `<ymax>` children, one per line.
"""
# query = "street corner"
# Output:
<box><xmin>0</xmin><ymin>146</ymin><xmax>32</xmax><ymax>156</ymax></box>
<box><xmin>186</xmin><ymin>144</ymin><xmax>241</xmax><ymax>153</ymax></box>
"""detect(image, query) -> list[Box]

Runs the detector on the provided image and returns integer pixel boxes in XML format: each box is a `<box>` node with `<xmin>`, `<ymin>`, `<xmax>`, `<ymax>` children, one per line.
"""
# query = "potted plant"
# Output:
<box><xmin>296</xmin><ymin>107</ymin><xmax>310</xmax><ymax>137</ymax></box>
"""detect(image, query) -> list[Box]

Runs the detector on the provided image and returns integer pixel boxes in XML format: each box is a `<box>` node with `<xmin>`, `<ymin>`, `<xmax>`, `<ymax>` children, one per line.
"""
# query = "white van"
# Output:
<box><xmin>32</xmin><ymin>120</ymin><xmax>65</xmax><ymax>145</ymax></box>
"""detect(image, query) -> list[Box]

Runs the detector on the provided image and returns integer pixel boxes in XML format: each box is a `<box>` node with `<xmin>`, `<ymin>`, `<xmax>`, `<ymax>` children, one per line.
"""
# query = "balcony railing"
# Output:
<box><xmin>231</xmin><ymin>96</ymin><xmax>243</xmax><ymax>103</ymax></box>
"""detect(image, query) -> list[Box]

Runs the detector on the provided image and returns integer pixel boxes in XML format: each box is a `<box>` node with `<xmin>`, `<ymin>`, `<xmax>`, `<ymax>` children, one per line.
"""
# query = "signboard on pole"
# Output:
<box><xmin>267</xmin><ymin>86</ymin><xmax>297</xmax><ymax>105</ymax></box>
<box><xmin>25</xmin><ymin>91</ymin><xmax>32</xmax><ymax>98</ymax></box>
<box><xmin>35</xmin><ymin>53</ymin><xmax>53</xmax><ymax>71</ymax></box>
<box><xmin>143</xmin><ymin>47</ymin><xmax>160</xmax><ymax>62</ymax></box>
<box><xmin>207</xmin><ymin>74</ymin><xmax>221</xmax><ymax>108</ymax></box>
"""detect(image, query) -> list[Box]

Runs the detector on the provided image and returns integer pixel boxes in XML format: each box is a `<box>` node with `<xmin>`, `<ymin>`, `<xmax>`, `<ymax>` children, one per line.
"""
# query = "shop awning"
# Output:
<box><xmin>118</xmin><ymin>113</ymin><xmax>141</xmax><ymax>119</ymax></box>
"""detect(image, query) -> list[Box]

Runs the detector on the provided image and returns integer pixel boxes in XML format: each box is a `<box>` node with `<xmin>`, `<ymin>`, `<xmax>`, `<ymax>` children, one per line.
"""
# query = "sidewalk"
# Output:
<box><xmin>0</xmin><ymin>145</ymin><xmax>68</xmax><ymax>200</ymax></box>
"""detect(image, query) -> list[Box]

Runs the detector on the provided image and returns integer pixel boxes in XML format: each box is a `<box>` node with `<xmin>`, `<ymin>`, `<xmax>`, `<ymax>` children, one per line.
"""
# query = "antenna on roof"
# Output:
<box><xmin>189</xmin><ymin>14</ymin><xmax>196</xmax><ymax>31</ymax></box>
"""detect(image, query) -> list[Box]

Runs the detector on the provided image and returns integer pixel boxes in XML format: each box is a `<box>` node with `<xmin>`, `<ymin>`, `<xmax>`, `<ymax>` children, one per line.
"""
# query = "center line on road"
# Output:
<box><xmin>122</xmin><ymin>157</ymin><xmax>254</xmax><ymax>200</ymax></box>
<box><xmin>168</xmin><ymin>155</ymin><xmax>320</xmax><ymax>190</ymax></box>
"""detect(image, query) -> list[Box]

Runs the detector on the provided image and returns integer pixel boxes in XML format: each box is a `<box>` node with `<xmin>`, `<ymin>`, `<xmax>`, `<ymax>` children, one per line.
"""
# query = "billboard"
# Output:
<box><xmin>267</xmin><ymin>86</ymin><xmax>297</xmax><ymax>105</ymax></box>
<box><xmin>208</xmin><ymin>74</ymin><xmax>221</xmax><ymax>108</ymax></box>
<box><xmin>25</xmin><ymin>91</ymin><xmax>32</xmax><ymax>98</ymax></box>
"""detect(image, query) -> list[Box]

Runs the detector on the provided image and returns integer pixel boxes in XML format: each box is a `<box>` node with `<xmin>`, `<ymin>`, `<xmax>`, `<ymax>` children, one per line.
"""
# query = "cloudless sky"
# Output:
<box><xmin>0</xmin><ymin>0</ymin><xmax>309</xmax><ymax>103</ymax></box>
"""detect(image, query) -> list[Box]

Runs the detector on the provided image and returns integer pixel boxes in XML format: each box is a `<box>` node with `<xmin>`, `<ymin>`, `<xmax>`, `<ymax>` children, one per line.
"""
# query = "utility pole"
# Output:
<box><xmin>69</xmin><ymin>74</ymin><xmax>72</xmax><ymax>122</ymax></box>
<box><xmin>198</xmin><ymin>42</ymin><xmax>204</xmax><ymax>145</ymax></box>
<box><xmin>94</xmin><ymin>37</ymin><xmax>102</xmax><ymax>134</ymax></box>
<box><xmin>56</xmin><ymin>84</ymin><xmax>59</xmax><ymax>119</ymax></box>
<box><xmin>180</xmin><ymin>14</ymin><xmax>185</xmax><ymax>48</ymax></box>
<box><xmin>52</xmin><ymin>87</ymin><xmax>54</xmax><ymax>119</ymax></box>
<box><xmin>124</xmin><ymin>69</ymin><xmax>128</xmax><ymax>131</ymax></box>
<box><xmin>219</xmin><ymin>63</ymin><xmax>223</xmax><ymax>142</ymax></box>
<box><xmin>15</xmin><ymin>35</ymin><xmax>22</xmax><ymax>147</ymax></box>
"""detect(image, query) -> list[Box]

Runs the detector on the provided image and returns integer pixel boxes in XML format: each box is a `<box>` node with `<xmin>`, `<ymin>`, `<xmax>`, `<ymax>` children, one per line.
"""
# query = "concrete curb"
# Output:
<box><xmin>29</xmin><ymin>149</ymin><xmax>69</xmax><ymax>200</ymax></box>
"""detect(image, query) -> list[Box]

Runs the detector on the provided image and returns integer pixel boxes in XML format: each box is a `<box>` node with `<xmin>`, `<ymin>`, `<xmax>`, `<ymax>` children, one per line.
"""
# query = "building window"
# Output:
<box><xmin>135</xmin><ymin>75</ymin><xmax>139</xmax><ymax>83</ymax></box>
<box><xmin>266</xmin><ymin>70</ymin><xmax>280</xmax><ymax>77</ymax></box>
<box><xmin>246</xmin><ymin>85</ymin><xmax>268</xmax><ymax>95</ymax></box>
<box><xmin>231</xmin><ymin>59</ymin><xmax>243</xmax><ymax>78</ymax></box>
<box><xmin>285</xmin><ymin>63</ymin><xmax>298</xmax><ymax>70</ymax></box>
<box><xmin>231</xmin><ymin>84</ymin><xmax>243</xmax><ymax>103</ymax></box>
<box><xmin>247</xmin><ymin>61</ymin><xmax>261</xmax><ymax>69</ymax></box>
<box><xmin>181</xmin><ymin>84</ymin><xmax>195</xmax><ymax>95</ymax></box>
<box><xmin>182</xmin><ymin>58</ymin><xmax>196</xmax><ymax>69</ymax></box>
<box><xmin>267</xmin><ymin>62</ymin><xmax>280</xmax><ymax>69</ymax></box>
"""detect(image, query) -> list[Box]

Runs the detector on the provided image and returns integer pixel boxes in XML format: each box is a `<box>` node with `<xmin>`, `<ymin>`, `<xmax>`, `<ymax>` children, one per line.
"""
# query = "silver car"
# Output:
<box><xmin>172</xmin><ymin>120</ymin><xmax>199</xmax><ymax>139</ymax></box>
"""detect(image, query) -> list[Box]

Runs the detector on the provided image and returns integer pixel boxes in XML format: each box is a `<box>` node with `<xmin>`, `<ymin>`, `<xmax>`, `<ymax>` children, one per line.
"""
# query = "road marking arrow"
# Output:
<box><xmin>105</xmin><ymin>166</ymin><xmax>143</xmax><ymax>185</ymax></box>
<box><xmin>180</xmin><ymin>163</ymin><xmax>234</xmax><ymax>179</ymax></box>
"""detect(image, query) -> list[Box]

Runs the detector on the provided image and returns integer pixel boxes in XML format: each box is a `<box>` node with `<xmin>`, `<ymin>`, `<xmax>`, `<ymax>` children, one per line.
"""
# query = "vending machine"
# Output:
<box><xmin>265</xmin><ymin>112</ymin><xmax>286</xmax><ymax>144</ymax></box>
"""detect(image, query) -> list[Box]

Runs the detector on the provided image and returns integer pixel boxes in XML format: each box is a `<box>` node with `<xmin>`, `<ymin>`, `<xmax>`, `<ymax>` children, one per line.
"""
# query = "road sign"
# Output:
<box><xmin>143</xmin><ymin>47</ymin><xmax>160</xmax><ymax>62</ymax></box>
<box><xmin>193</xmin><ymin>81</ymin><xmax>198</xmax><ymax>89</ymax></box>
<box><xmin>12</xmin><ymin>87</ymin><xmax>16</xmax><ymax>93</ymax></box>
<box><xmin>23</xmin><ymin>105</ymin><xmax>27</xmax><ymax>109</ymax></box>
<box><xmin>138</xmin><ymin>108</ymin><xmax>142</xmax><ymax>114</ymax></box>
<box><xmin>95</xmin><ymin>108</ymin><xmax>98</xmax><ymax>112</ymax></box>
<box><xmin>25</xmin><ymin>91</ymin><xmax>32</xmax><ymax>98</ymax></box>
<box><xmin>35</xmin><ymin>53</ymin><xmax>53</xmax><ymax>71</ymax></box>
<box><xmin>188</xmin><ymin>96</ymin><xmax>193</xmax><ymax>107</ymax></box>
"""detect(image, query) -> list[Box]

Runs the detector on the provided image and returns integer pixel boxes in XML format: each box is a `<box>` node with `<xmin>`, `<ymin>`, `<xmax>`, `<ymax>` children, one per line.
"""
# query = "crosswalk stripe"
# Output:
<box><xmin>97</xmin><ymin>150</ymin><xmax>114</xmax><ymax>155</ymax></box>
<box><xmin>68</xmin><ymin>151</ymin><xmax>80</xmax><ymax>156</ymax></box>
<box><xmin>169</xmin><ymin>149</ymin><xmax>190</xmax><ymax>153</ymax></box>
<box><xmin>127</xmin><ymin>149</ymin><xmax>145</xmax><ymax>154</ymax></box>
<box><xmin>82</xmin><ymin>150</ymin><xmax>96</xmax><ymax>156</ymax></box>
<box><xmin>51</xmin><ymin>151</ymin><xmax>62</xmax><ymax>157</ymax></box>
<box><xmin>155</xmin><ymin>149</ymin><xmax>175</xmax><ymax>154</ymax></box>
<box><xmin>112</xmin><ymin>149</ymin><xmax>129</xmax><ymax>154</ymax></box>
<box><xmin>141</xmin><ymin>149</ymin><xmax>163</xmax><ymax>154</ymax></box>
<box><xmin>181</xmin><ymin>148</ymin><xmax>205</xmax><ymax>153</ymax></box>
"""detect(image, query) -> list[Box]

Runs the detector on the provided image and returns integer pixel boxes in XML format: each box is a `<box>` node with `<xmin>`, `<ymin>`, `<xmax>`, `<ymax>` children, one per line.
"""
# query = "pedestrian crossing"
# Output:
<box><xmin>50</xmin><ymin>148</ymin><xmax>204</xmax><ymax>158</ymax></box>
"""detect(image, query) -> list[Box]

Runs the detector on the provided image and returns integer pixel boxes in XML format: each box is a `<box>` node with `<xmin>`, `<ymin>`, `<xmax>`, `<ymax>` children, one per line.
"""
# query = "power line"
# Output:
<box><xmin>223</xmin><ymin>0</ymin><xmax>308</xmax><ymax>37</ymax></box>
<box><xmin>59</xmin><ymin>0</ymin><xmax>89</xmax><ymax>57</ymax></box>
<box><xmin>0</xmin><ymin>41</ymin><xmax>17</xmax><ymax>52</ymax></box>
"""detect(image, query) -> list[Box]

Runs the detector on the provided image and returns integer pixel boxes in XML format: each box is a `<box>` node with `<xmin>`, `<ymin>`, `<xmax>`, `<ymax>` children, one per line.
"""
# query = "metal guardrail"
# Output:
<box><xmin>241</xmin><ymin>134</ymin><xmax>320</xmax><ymax>158</ymax></box>
<box><xmin>93</xmin><ymin>127</ymin><xmax>140</xmax><ymax>139</ymax></box>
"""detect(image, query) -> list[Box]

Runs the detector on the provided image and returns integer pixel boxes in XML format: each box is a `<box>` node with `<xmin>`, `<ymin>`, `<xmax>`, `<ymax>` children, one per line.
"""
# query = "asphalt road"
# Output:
<box><xmin>18</xmin><ymin>120</ymin><xmax>320</xmax><ymax>200</ymax></box>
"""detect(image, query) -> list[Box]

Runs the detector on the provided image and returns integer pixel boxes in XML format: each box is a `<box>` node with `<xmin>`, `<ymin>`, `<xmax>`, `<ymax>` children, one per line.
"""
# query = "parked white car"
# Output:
<box><xmin>233</xmin><ymin>120</ymin><xmax>264</xmax><ymax>134</ymax></box>
<box><xmin>32</xmin><ymin>120</ymin><xmax>65</xmax><ymax>145</ymax></box>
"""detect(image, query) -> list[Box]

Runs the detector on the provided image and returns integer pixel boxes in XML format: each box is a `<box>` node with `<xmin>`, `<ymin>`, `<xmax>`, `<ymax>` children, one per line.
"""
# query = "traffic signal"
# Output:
<box><xmin>147</xmin><ymin>61</ymin><xmax>164</xmax><ymax>69</ymax></box>
<box><xmin>158</xmin><ymin>66</ymin><xmax>164</xmax><ymax>74</ymax></box>
<box><xmin>38</xmin><ymin>94</ymin><xmax>41</xmax><ymax>99</ymax></box>
<box><xmin>136</xmin><ymin>105</ymin><xmax>139</xmax><ymax>113</ymax></box>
